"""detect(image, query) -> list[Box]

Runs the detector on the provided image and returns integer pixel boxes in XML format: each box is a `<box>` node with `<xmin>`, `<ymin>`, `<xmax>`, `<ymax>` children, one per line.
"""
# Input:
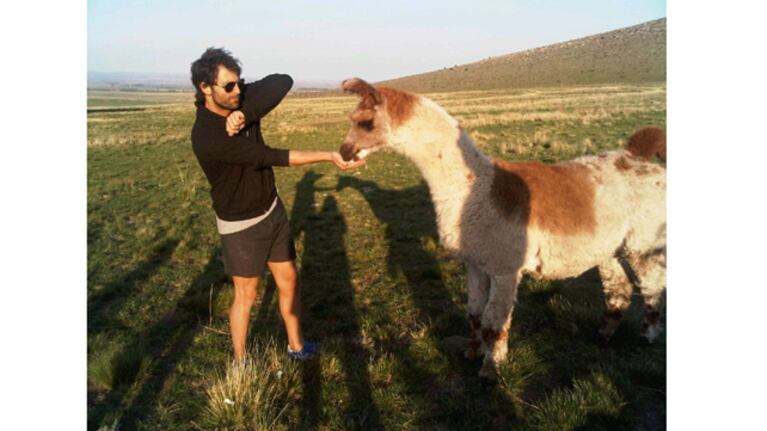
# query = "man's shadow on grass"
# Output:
<box><xmin>290</xmin><ymin>171</ymin><xmax>383</xmax><ymax>430</ymax></box>
<box><xmin>336</xmin><ymin>176</ymin><xmax>519</xmax><ymax>426</ymax></box>
<box><xmin>88</xmin><ymin>234</ymin><xmax>179</xmax><ymax>327</ymax></box>
<box><xmin>88</xmin><ymin>244</ymin><xmax>229</xmax><ymax>431</ymax></box>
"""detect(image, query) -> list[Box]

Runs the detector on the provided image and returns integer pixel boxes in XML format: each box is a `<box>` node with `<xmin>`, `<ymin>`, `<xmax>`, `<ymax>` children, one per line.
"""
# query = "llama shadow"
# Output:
<box><xmin>290</xmin><ymin>171</ymin><xmax>383</xmax><ymax>430</ymax></box>
<box><xmin>337</xmin><ymin>175</ymin><xmax>519</xmax><ymax>426</ymax></box>
<box><xmin>336</xmin><ymin>176</ymin><xmax>460</xmax><ymax>333</ymax></box>
<box><xmin>88</xmin><ymin>247</ymin><xmax>229</xmax><ymax>430</ymax></box>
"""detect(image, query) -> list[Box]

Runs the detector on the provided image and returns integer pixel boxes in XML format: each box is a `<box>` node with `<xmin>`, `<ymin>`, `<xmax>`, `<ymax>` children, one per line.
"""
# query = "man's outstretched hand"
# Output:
<box><xmin>331</xmin><ymin>151</ymin><xmax>367</xmax><ymax>170</ymax></box>
<box><xmin>226</xmin><ymin>111</ymin><xmax>246</xmax><ymax>136</ymax></box>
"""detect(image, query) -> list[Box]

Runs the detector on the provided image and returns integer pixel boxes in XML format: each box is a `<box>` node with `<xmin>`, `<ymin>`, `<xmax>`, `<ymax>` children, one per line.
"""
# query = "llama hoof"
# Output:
<box><xmin>464</xmin><ymin>348</ymin><xmax>475</xmax><ymax>360</ymax></box>
<box><xmin>641</xmin><ymin>323</ymin><xmax>663</xmax><ymax>343</ymax></box>
<box><xmin>464</xmin><ymin>348</ymin><xmax>480</xmax><ymax>361</ymax></box>
<box><xmin>597</xmin><ymin>325</ymin><xmax>616</xmax><ymax>346</ymax></box>
<box><xmin>598</xmin><ymin>315</ymin><xmax>621</xmax><ymax>342</ymax></box>
<box><xmin>597</xmin><ymin>334</ymin><xmax>611</xmax><ymax>348</ymax></box>
<box><xmin>464</xmin><ymin>339</ymin><xmax>483</xmax><ymax>360</ymax></box>
<box><xmin>478</xmin><ymin>360</ymin><xmax>499</xmax><ymax>381</ymax></box>
<box><xmin>598</xmin><ymin>326</ymin><xmax>615</xmax><ymax>341</ymax></box>
<box><xmin>478</xmin><ymin>375</ymin><xmax>499</xmax><ymax>387</ymax></box>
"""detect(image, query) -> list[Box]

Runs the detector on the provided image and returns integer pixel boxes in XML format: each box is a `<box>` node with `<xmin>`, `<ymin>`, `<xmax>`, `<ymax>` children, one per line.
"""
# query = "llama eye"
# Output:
<box><xmin>358</xmin><ymin>120</ymin><xmax>374</xmax><ymax>131</ymax></box>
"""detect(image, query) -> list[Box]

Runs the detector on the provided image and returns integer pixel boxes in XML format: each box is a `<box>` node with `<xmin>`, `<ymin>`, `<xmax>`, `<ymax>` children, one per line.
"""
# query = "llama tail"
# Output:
<box><xmin>625</xmin><ymin>127</ymin><xmax>666</xmax><ymax>162</ymax></box>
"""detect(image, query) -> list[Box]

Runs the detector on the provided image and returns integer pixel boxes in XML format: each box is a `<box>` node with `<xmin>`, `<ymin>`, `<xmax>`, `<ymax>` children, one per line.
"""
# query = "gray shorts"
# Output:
<box><xmin>219</xmin><ymin>198</ymin><xmax>297</xmax><ymax>277</ymax></box>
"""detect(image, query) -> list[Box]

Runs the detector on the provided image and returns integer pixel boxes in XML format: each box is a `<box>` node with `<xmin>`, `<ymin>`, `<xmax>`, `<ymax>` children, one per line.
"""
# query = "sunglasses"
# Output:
<box><xmin>214</xmin><ymin>79</ymin><xmax>244</xmax><ymax>92</ymax></box>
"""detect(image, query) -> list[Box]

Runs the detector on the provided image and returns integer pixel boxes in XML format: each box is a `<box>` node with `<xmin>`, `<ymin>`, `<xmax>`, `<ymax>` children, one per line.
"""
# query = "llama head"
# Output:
<box><xmin>339</xmin><ymin>78</ymin><xmax>417</xmax><ymax>161</ymax></box>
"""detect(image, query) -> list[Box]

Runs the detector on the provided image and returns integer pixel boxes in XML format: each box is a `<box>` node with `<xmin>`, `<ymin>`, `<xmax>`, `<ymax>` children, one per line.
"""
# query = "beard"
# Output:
<box><xmin>212</xmin><ymin>91</ymin><xmax>241</xmax><ymax>111</ymax></box>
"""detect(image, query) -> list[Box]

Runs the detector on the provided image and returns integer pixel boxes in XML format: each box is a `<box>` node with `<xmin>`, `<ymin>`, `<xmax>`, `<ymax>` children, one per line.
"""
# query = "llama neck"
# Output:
<box><xmin>390</xmin><ymin>98</ymin><xmax>492</xmax><ymax>249</ymax></box>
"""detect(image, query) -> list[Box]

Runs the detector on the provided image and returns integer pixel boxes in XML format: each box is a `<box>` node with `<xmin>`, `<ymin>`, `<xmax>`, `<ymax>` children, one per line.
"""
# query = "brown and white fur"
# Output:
<box><xmin>339</xmin><ymin>78</ymin><xmax>666</xmax><ymax>379</ymax></box>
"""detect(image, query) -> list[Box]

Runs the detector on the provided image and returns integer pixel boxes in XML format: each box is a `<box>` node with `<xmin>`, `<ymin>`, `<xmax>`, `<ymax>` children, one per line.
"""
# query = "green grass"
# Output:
<box><xmin>528</xmin><ymin>371</ymin><xmax>625</xmax><ymax>431</ymax></box>
<box><xmin>88</xmin><ymin>84</ymin><xmax>666</xmax><ymax>430</ymax></box>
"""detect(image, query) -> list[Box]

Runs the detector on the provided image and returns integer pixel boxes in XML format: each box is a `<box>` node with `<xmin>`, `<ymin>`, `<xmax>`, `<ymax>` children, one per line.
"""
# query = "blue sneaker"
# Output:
<box><xmin>287</xmin><ymin>342</ymin><xmax>319</xmax><ymax>360</ymax></box>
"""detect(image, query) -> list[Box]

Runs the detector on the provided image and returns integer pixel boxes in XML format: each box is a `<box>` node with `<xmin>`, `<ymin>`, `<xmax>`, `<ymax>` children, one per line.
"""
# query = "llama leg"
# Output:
<box><xmin>627</xmin><ymin>248</ymin><xmax>666</xmax><ymax>342</ymax></box>
<box><xmin>598</xmin><ymin>258</ymin><xmax>634</xmax><ymax>341</ymax></box>
<box><xmin>465</xmin><ymin>262</ymin><xmax>491</xmax><ymax>360</ymax></box>
<box><xmin>478</xmin><ymin>272</ymin><xmax>521</xmax><ymax>380</ymax></box>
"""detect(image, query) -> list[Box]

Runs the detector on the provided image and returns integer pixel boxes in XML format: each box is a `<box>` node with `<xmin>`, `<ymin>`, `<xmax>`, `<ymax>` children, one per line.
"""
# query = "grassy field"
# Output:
<box><xmin>88</xmin><ymin>90</ymin><xmax>194</xmax><ymax>110</ymax></box>
<box><xmin>88</xmin><ymin>83</ymin><xmax>666</xmax><ymax>430</ymax></box>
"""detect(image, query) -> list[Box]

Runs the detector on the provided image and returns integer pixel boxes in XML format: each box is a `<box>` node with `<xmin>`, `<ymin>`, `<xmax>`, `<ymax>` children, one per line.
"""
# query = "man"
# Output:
<box><xmin>190</xmin><ymin>47</ymin><xmax>365</xmax><ymax>362</ymax></box>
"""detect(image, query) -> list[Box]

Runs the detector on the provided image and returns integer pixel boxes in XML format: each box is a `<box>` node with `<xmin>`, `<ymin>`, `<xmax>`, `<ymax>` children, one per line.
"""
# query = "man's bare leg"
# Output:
<box><xmin>230</xmin><ymin>275</ymin><xmax>259</xmax><ymax>362</ymax></box>
<box><xmin>267</xmin><ymin>260</ymin><xmax>305</xmax><ymax>351</ymax></box>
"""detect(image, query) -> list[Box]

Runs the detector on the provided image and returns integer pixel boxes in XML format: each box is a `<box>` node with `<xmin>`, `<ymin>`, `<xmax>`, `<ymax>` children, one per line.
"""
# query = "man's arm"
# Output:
<box><xmin>240</xmin><ymin>74</ymin><xmax>293</xmax><ymax>124</ymax></box>
<box><xmin>288</xmin><ymin>150</ymin><xmax>367</xmax><ymax>170</ymax></box>
<box><xmin>197</xmin><ymin>131</ymin><xmax>290</xmax><ymax>169</ymax></box>
<box><xmin>197</xmin><ymin>128</ymin><xmax>365</xmax><ymax>171</ymax></box>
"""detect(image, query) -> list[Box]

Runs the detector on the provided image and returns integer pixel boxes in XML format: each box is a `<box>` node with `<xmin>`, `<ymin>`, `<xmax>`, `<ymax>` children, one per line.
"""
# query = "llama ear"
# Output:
<box><xmin>342</xmin><ymin>78</ymin><xmax>383</xmax><ymax>106</ymax></box>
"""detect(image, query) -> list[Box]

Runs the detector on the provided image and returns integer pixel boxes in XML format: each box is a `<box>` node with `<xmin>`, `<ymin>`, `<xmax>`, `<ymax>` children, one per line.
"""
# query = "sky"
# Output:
<box><xmin>88</xmin><ymin>0</ymin><xmax>665</xmax><ymax>84</ymax></box>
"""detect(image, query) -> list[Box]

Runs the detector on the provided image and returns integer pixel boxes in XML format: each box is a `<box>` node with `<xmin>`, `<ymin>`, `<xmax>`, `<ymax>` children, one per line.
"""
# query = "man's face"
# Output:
<box><xmin>208</xmin><ymin>66</ymin><xmax>242</xmax><ymax>110</ymax></box>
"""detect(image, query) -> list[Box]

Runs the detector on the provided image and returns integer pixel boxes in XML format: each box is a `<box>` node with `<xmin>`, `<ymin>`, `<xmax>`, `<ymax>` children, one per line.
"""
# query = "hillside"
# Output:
<box><xmin>376</xmin><ymin>18</ymin><xmax>665</xmax><ymax>93</ymax></box>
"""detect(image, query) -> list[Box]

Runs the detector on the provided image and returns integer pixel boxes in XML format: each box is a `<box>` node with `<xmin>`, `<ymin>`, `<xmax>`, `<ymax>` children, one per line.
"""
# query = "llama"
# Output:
<box><xmin>338</xmin><ymin>78</ymin><xmax>666</xmax><ymax>379</ymax></box>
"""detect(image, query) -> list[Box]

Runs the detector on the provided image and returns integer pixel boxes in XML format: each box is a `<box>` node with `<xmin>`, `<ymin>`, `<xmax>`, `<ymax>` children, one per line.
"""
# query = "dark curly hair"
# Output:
<box><xmin>190</xmin><ymin>47</ymin><xmax>242</xmax><ymax>104</ymax></box>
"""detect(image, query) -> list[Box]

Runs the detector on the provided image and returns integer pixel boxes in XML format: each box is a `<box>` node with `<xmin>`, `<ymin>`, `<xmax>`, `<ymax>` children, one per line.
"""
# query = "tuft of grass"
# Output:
<box><xmin>200</xmin><ymin>337</ymin><xmax>299</xmax><ymax>431</ymax></box>
<box><xmin>528</xmin><ymin>371</ymin><xmax>625</xmax><ymax>431</ymax></box>
<box><xmin>96</xmin><ymin>418</ymin><xmax>120</xmax><ymax>431</ymax></box>
<box><xmin>497</xmin><ymin>344</ymin><xmax>548</xmax><ymax>395</ymax></box>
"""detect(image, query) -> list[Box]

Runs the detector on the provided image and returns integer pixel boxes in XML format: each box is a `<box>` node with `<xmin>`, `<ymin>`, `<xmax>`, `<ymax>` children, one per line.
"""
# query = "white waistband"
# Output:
<box><xmin>216</xmin><ymin>196</ymin><xmax>279</xmax><ymax>235</ymax></box>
